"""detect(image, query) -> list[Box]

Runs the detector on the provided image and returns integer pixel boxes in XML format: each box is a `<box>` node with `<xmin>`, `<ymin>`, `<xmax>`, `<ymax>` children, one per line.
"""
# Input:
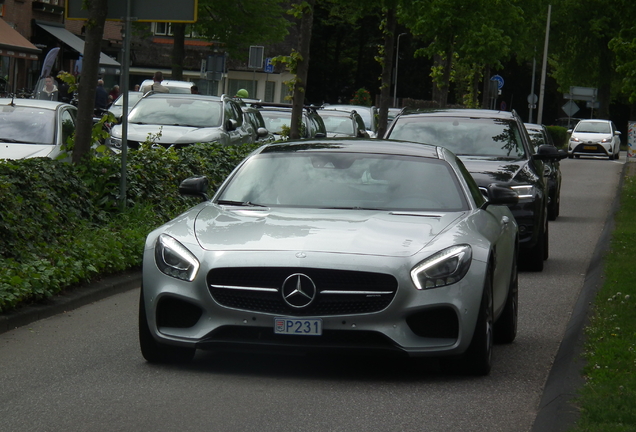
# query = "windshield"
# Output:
<box><xmin>0</xmin><ymin>106</ymin><xmax>55</xmax><ymax>144</ymax></box>
<box><xmin>322</xmin><ymin>114</ymin><xmax>355</xmax><ymax>135</ymax></box>
<box><xmin>128</xmin><ymin>97</ymin><xmax>222</xmax><ymax>127</ymax></box>
<box><xmin>574</xmin><ymin>121</ymin><xmax>611</xmax><ymax>134</ymax></box>
<box><xmin>259</xmin><ymin>110</ymin><xmax>292</xmax><ymax>134</ymax></box>
<box><xmin>324</xmin><ymin>106</ymin><xmax>372</xmax><ymax>131</ymax></box>
<box><xmin>388</xmin><ymin>116</ymin><xmax>527</xmax><ymax>159</ymax></box>
<box><xmin>113</xmin><ymin>92</ymin><xmax>143</xmax><ymax>107</ymax></box>
<box><xmin>526</xmin><ymin>129</ymin><xmax>546</xmax><ymax>151</ymax></box>
<box><xmin>217</xmin><ymin>152</ymin><xmax>468</xmax><ymax>211</ymax></box>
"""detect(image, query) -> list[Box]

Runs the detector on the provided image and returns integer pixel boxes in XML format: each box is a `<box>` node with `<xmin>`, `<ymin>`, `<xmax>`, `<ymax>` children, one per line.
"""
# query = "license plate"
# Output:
<box><xmin>274</xmin><ymin>317</ymin><xmax>322</xmax><ymax>335</ymax></box>
<box><xmin>583</xmin><ymin>145</ymin><xmax>597</xmax><ymax>150</ymax></box>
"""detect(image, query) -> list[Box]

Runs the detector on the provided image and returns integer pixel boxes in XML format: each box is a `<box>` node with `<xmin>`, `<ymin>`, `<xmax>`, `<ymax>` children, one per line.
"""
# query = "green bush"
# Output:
<box><xmin>0</xmin><ymin>142</ymin><xmax>259</xmax><ymax>312</ymax></box>
<box><xmin>546</xmin><ymin>125</ymin><xmax>568</xmax><ymax>149</ymax></box>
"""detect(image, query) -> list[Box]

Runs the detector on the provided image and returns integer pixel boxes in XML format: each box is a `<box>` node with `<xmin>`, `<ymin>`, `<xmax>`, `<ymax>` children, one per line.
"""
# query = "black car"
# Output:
<box><xmin>524</xmin><ymin>123</ymin><xmax>567</xmax><ymax>220</ymax></box>
<box><xmin>386</xmin><ymin>109</ymin><xmax>562</xmax><ymax>271</ymax></box>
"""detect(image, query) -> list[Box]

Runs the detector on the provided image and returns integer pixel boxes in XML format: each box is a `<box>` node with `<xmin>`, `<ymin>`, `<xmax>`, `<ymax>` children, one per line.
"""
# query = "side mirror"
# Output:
<box><xmin>226</xmin><ymin>118</ymin><xmax>238</xmax><ymax>131</ymax></box>
<box><xmin>533</xmin><ymin>144</ymin><xmax>561</xmax><ymax>160</ymax></box>
<box><xmin>314</xmin><ymin>132</ymin><xmax>327</xmax><ymax>138</ymax></box>
<box><xmin>179</xmin><ymin>176</ymin><xmax>209</xmax><ymax>202</ymax></box>
<box><xmin>615</xmin><ymin>130</ymin><xmax>622</xmax><ymax>135</ymax></box>
<box><xmin>480</xmin><ymin>184</ymin><xmax>518</xmax><ymax>209</ymax></box>
<box><xmin>257</xmin><ymin>127</ymin><xmax>269</xmax><ymax>138</ymax></box>
<box><xmin>557</xmin><ymin>149</ymin><xmax>568</xmax><ymax>160</ymax></box>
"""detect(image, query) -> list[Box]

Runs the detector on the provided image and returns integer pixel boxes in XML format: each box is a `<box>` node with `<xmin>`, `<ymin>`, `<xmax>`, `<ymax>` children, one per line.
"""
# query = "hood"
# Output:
<box><xmin>113</xmin><ymin>124</ymin><xmax>226</xmax><ymax>144</ymax></box>
<box><xmin>190</xmin><ymin>206</ymin><xmax>462</xmax><ymax>257</ymax></box>
<box><xmin>0</xmin><ymin>143</ymin><xmax>56</xmax><ymax>160</ymax></box>
<box><xmin>458</xmin><ymin>156</ymin><xmax>534</xmax><ymax>187</ymax></box>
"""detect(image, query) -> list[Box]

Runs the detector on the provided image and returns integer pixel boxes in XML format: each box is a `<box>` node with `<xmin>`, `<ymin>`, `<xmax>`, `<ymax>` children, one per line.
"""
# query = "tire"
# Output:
<box><xmin>463</xmin><ymin>270</ymin><xmax>494</xmax><ymax>376</ymax></box>
<box><xmin>521</xmin><ymin>216</ymin><xmax>545</xmax><ymax>272</ymax></box>
<box><xmin>495</xmin><ymin>253</ymin><xmax>518</xmax><ymax>344</ymax></box>
<box><xmin>548</xmin><ymin>190</ymin><xmax>559</xmax><ymax>221</ymax></box>
<box><xmin>139</xmin><ymin>288</ymin><xmax>196</xmax><ymax>363</ymax></box>
<box><xmin>543</xmin><ymin>216</ymin><xmax>549</xmax><ymax>261</ymax></box>
<box><xmin>615</xmin><ymin>149</ymin><xmax>620</xmax><ymax>160</ymax></box>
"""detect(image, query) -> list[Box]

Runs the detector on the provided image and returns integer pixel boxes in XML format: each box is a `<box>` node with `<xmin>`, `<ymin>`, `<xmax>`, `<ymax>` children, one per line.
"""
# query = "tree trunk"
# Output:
<box><xmin>72</xmin><ymin>0</ymin><xmax>108</xmax><ymax>164</ymax></box>
<box><xmin>481</xmin><ymin>65</ymin><xmax>491</xmax><ymax>109</ymax></box>
<box><xmin>596</xmin><ymin>37</ymin><xmax>613</xmax><ymax>120</ymax></box>
<box><xmin>172</xmin><ymin>24</ymin><xmax>186</xmax><ymax>81</ymax></box>
<box><xmin>290</xmin><ymin>0</ymin><xmax>315</xmax><ymax>140</ymax></box>
<box><xmin>376</xmin><ymin>8</ymin><xmax>396</xmax><ymax>138</ymax></box>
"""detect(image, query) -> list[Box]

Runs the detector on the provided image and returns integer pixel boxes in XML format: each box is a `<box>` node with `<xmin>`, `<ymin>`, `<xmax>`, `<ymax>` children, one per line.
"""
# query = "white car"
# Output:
<box><xmin>0</xmin><ymin>98</ymin><xmax>77</xmax><ymax>160</ymax></box>
<box><xmin>567</xmin><ymin>119</ymin><xmax>621</xmax><ymax>160</ymax></box>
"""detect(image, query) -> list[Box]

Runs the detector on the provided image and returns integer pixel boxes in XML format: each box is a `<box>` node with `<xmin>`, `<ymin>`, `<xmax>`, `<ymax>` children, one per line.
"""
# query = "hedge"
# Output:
<box><xmin>0</xmin><ymin>143</ymin><xmax>259</xmax><ymax>312</ymax></box>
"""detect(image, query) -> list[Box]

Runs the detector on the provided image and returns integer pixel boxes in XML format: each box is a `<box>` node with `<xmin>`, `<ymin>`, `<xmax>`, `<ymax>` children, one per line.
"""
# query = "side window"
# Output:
<box><xmin>60</xmin><ymin>109</ymin><xmax>76</xmax><ymax>145</ymax></box>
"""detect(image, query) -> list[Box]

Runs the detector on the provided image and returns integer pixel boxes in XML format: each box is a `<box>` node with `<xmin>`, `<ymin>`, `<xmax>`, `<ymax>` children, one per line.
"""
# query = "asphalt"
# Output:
<box><xmin>0</xmin><ymin>161</ymin><xmax>632</xmax><ymax>432</ymax></box>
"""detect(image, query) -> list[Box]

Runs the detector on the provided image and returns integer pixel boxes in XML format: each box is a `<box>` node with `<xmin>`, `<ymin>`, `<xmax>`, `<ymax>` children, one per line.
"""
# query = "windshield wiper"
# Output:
<box><xmin>0</xmin><ymin>138</ymin><xmax>18</xmax><ymax>143</ymax></box>
<box><xmin>216</xmin><ymin>200</ymin><xmax>267</xmax><ymax>207</ymax></box>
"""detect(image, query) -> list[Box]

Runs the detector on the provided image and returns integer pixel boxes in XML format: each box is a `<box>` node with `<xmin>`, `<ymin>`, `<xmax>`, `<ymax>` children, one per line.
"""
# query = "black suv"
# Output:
<box><xmin>385</xmin><ymin>109</ymin><xmax>563</xmax><ymax>271</ymax></box>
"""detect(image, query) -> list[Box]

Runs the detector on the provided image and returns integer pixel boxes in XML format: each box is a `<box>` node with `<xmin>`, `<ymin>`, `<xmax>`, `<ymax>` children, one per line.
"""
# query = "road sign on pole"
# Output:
<box><xmin>562</xmin><ymin>100</ymin><xmax>579</xmax><ymax>117</ymax></box>
<box><xmin>491</xmin><ymin>74</ymin><xmax>504</xmax><ymax>90</ymax></box>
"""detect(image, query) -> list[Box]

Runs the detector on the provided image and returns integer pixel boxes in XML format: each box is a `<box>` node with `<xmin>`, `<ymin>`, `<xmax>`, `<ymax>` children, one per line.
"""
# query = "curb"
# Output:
<box><xmin>0</xmin><ymin>270</ymin><xmax>142</xmax><ymax>335</ymax></box>
<box><xmin>531</xmin><ymin>161</ymin><xmax>630</xmax><ymax>431</ymax></box>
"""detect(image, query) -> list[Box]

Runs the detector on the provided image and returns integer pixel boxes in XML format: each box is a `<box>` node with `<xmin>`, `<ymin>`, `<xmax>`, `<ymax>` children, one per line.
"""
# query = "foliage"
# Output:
<box><xmin>194</xmin><ymin>0</ymin><xmax>290</xmax><ymax>60</ymax></box>
<box><xmin>546</xmin><ymin>125</ymin><xmax>568</xmax><ymax>148</ymax></box>
<box><xmin>350</xmin><ymin>88</ymin><xmax>373</xmax><ymax>106</ymax></box>
<box><xmin>571</xmin><ymin>171</ymin><xmax>636</xmax><ymax>431</ymax></box>
<box><xmin>0</xmin><ymin>142</ymin><xmax>259</xmax><ymax>312</ymax></box>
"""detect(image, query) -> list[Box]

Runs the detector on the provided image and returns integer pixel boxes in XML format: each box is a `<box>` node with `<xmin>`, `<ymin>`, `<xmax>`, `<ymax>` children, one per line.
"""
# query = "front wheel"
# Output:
<box><xmin>463</xmin><ymin>270</ymin><xmax>494</xmax><ymax>375</ymax></box>
<box><xmin>139</xmin><ymin>288</ymin><xmax>196</xmax><ymax>363</ymax></box>
<box><xmin>495</xmin><ymin>253</ymin><xmax>518</xmax><ymax>344</ymax></box>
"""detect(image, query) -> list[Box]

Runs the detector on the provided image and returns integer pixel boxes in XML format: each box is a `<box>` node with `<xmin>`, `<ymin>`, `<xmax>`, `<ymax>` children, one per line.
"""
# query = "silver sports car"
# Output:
<box><xmin>140</xmin><ymin>139</ymin><xmax>519</xmax><ymax>375</ymax></box>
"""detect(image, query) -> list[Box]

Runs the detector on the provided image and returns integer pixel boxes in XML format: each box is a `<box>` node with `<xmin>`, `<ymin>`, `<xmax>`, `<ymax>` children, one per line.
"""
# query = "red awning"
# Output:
<box><xmin>0</xmin><ymin>18</ymin><xmax>41</xmax><ymax>60</ymax></box>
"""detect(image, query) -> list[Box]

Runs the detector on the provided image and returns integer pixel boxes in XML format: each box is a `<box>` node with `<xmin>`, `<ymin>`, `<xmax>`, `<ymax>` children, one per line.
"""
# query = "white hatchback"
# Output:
<box><xmin>568</xmin><ymin>119</ymin><xmax>621</xmax><ymax>160</ymax></box>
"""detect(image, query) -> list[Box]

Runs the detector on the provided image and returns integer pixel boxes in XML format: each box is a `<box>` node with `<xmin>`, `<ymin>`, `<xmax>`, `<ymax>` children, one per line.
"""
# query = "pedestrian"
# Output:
<box><xmin>95</xmin><ymin>79</ymin><xmax>108</xmax><ymax>110</ymax></box>
<box><xmin>190</xmin><ymin>85</ymin><xmax>199</xmax><ymax>94</ymax></box>
<box><xmin>140</xmin><ymin>71</ymin><xmax>169</xmax><ymax>94</ymax></box>
<box><xmin>134</xmin><ymin>84</ymin><xmax>140</xmax><ymax>91</ymax></box>
<box><xmin>37</xmin><ymin>76</ymin><xmax>59</xmax><ymax>101</ymax></box>
<box><xmin>109</xmin><ymin>84</ymin><xmax>120</xmax><ymax>101</ymax></box>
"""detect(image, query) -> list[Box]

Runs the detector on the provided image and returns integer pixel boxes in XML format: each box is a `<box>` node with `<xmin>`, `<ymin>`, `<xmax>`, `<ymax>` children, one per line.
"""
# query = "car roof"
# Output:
<box><xmin>399</xmin><ymin>108</ymin><xmax>517</xmax><ymax>120</ymax></box>
<box><xmin>140</xmin><ymin>93</ymin><xmax>223</xmax><ymax>101</ymax></box>
<box><xmin>323</xmin><ymin>104</ymin><xmax>375</xmax><ymax>110</ymax></box>
<box><xmin>140</xmin><ymin>79</ymin><xmax>193</xmax><ymax>88</ymax></box>
<box><xmin>318</xmin><ymin>109</ymin><xmax>356</xmax><ymax>117</ymax></box>
<box><xmin>257</xmin><ymin>139</ymin><xmax>441</xmax><ymax>159</ymax></box>
<box><xmin>0</xmin><ymin>98</ymin><xmax>73</xmax><ymax>110</ymax></box>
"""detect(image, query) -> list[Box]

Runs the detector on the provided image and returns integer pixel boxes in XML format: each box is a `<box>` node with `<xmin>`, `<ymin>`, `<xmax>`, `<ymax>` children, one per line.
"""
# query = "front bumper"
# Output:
<box><xmin>568</xmin><ymin>141</ymin><xmax>613</xmax><ymax>157</ymax></box>
<box><xmin>141</xmin><ymin>250</ymin><xmax>489</xmax><ymax>358</ymax></box>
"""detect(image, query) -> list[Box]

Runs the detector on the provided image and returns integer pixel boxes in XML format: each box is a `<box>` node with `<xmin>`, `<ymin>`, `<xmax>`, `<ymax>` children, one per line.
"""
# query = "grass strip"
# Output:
<box><xmin>571</xmin><ymin>169</ymin><xmax>636</xmax><ymax>431</ymax></box>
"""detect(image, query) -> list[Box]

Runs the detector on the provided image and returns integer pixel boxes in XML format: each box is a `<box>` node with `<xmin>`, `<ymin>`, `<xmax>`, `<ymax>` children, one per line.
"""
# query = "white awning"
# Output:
<box><xmin>37</xmin><ymin>22</ymin><xmax>119</xmax><ymax>67</ymax></box>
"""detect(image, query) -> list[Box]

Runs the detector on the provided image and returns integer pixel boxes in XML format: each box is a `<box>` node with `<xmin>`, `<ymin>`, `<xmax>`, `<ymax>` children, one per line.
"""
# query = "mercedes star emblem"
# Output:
<box><xmin>281</xmin><ymin>273</ymin><xmax>317</xmax><ymax>309</ymax></box>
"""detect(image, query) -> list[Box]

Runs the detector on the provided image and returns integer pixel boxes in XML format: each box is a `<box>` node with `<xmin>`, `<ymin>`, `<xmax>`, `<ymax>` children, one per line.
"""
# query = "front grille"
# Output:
<box><xmin>207</xmin><ymin>267</ymin><xmax>398</xmax><ymax>316</ymax></box>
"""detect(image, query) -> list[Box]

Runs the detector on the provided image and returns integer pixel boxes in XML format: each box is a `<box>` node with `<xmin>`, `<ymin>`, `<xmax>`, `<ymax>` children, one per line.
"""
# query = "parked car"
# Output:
<box><xmin>322</xmin><ymin>104</ymin><xmax>378</xmax><ymax>138</ymax></box>
<box><xmin>240</xmin><ymin>103</ymin><xmax>275</xmax><ymax>143</ymax></box>
<box><xmin>252</xmin><ymin>103</ymin><xmax>327</xmax><ymax>140</ymax></box>
<box><xmin>386</xmin><ymin>108</ymin><xmax>563</xmax><ymax>271</ymax></box>
<box><xmin>106</xmin><ymin>93</ymin><xmax>254</xmax><ymax>151</ymax></box>
<box><xmin>139</xmin><ymin>139</ymin><xmax>519</xmax><ymax>375</ymax></box>
<box><xmin>108</xmin><ymin>91</ymin><xmax>144</xmax><ymax>120</ymax></box>
<box><xmin>567</xmin><ymin>119</ymin><xmax>621</xmax><ymax>160</ymax></box>
<box><xmin>318</xmin><ymin>109</ymin><xmax>369</xmax><ymax>138</ymax></box>
<box><xmin>388</xmin><ymin>107</ymin><xmax>403</xmax><ymax>123</ymax></box>
<box><xmin>524</xmin><ymin>123</ymin><xmax>566</xmax><ymax>220</ymax></box>
<box><xmin>0</xmin><ymin>98</ymin><xmax>77</xmax><ymax>160</ymax></box>
<box><xmin>139</xmin><ymin>79</ymin><xmax>194</xmax><ymax>94</ymax></box>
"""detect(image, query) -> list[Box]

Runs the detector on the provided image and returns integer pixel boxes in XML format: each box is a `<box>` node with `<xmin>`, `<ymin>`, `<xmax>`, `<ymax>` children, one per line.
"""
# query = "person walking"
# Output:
<box><xmin>95</xmin><ymin>79</ymin><xmax>108</xmax><ymax>110</ymax></box>
<box><xmin>37</xmin><ymin>76</ymin><xmax>59</xmax><ymax>101</ymax></box>
<box><xmin>140</xmin><ymin>71</ymin><xmax>169</xmax><ymax>94</ymax></box>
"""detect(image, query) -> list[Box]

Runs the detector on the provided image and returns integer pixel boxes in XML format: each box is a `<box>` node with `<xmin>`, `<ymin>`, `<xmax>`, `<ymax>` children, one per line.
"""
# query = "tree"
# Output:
<box><xmin>72</xmin><ymin>0</ymin><xmax>109</xmax><ymax>164</ymax></box>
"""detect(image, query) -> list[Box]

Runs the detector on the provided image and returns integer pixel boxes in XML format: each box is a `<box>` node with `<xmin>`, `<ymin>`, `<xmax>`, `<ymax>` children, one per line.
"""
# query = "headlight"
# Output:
<box><xmin>411</xmin><ymin>245</ymin><xmax>472</xmax><ymax>290</ymax></box>
<box><xmin>601</xmin><ymin>137</ymin><xmax>612</xmax><ymax>143</ymax></box>
<box><xmin>570</xmin><ymin>136</ymin><xmax>580</xmax><ymax>142</ymax></box>
<box><xmin>154</xmin><ymin>234</ymin><xmax>200</xmax><ymax>281</ymax></box>
<box><xmin>511</xmin><ymin>184</ymin><xmax>535</xmax><ymax>199</ymax></box>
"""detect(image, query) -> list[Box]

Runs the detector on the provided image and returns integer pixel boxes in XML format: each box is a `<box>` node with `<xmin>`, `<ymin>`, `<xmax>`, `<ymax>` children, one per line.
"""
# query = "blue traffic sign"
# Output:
<box><xmin>264</xmin><ymin>57</ymin><xmax>274</xmax><ymax>73</ymax></box>
<box><xmin>491</xmin><ymin>74</ymin><xmax>504</xmax><ymax>89</ymax></box>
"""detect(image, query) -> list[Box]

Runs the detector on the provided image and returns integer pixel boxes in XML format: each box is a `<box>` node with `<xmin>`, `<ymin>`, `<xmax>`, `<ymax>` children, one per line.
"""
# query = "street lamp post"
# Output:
<box><xmin>393</xmin><ymin>33</ymin><xmax>407</xmax><ymax>108</ymax></box>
